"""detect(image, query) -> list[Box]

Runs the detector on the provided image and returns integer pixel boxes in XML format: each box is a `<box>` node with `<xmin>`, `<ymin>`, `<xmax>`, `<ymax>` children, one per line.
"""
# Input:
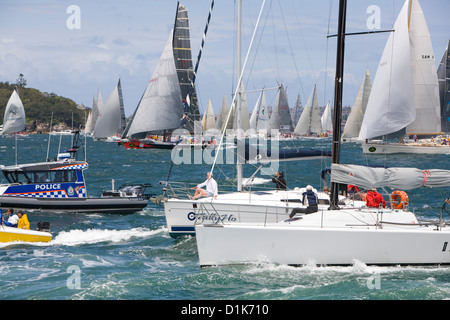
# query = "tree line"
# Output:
<box><xmin>0</xmin><ymin>80</ymin><xmax>86</xmax><ymax>132</ymax></box>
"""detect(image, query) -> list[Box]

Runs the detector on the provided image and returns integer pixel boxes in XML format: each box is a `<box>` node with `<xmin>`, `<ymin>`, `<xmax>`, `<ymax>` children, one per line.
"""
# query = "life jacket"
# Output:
<box><xmin>303</xmin><ymin>190</ymin><xmax>318</xmax><ymax>206</ymax></box>
<box><xmin>365</xmin><ymin>191</ymin><xmax>386</xmax><ymax>208</ymax></box>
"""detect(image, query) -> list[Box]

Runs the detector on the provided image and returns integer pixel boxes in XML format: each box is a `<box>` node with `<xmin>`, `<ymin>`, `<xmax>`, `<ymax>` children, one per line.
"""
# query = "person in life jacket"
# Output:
<box><xmin>289</xmin><ymin>185</ymin><xmax>318</xmax><ymax>218</ymax></box>
<box><xmin>2</xmin><ymin>208</ymin><xmax>19</xmax><ymax>227</ymax></box>
<box><xmin>365</xmin><ymin>188</ymin><xmax>386</xmax><ymax>208</ymax></box>
<box><xmin>17</xmin><ymin>210</ymin><xmax>30</xmax><ymax>230</ymax></box>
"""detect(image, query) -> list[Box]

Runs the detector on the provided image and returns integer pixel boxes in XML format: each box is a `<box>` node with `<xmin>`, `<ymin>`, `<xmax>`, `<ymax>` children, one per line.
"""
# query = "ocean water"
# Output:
<box><xmin>0</xmin><ymin>134</ymin><xmax>449</xmax><ymax>302</ymax></box>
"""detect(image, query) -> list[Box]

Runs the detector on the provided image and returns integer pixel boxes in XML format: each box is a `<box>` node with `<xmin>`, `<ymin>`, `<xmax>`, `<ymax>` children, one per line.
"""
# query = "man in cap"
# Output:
<box><xmin>289</xmin><ymin>185</ymin><xmax>318</xmax><ymax>218</ymax></box>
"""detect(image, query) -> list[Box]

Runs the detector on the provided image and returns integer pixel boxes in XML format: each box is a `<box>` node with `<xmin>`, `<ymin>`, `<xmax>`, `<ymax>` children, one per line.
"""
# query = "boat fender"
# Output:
<box><xmin>390</xmin><ymin>190</ymin><xmax>409</xmax><ymax>209</ymax></box>
<box><xmin>36</xmin><ymin>221</ymin><xmax>51</xmax><ymax>232</ymax></box>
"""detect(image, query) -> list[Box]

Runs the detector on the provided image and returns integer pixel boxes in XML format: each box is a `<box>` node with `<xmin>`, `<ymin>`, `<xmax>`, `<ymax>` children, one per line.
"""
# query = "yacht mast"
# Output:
<box><xmin>330</xmin><ymin>0</ymin><xmax>347</xmax><ymax>208</ymax></box>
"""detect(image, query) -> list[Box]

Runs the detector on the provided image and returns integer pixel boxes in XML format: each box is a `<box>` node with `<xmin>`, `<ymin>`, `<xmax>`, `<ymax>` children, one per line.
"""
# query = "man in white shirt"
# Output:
<box><xmin>2</xmin><ymin>208</ymin><xmax>19</xmax><ymax>227</ymax></box>
<box><xmin>190</xmin><ymin>172</ymin><xmax>218</xmax><ymax>200</ymax></box>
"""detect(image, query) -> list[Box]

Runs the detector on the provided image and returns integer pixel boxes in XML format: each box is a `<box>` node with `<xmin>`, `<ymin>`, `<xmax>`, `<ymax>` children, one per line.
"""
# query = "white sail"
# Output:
<box><xmin>215</xmin><ymin>95</ymin><xmax>232</xmax><ymax>132</ymax></box>
<box><xmin>278</xmin><ymin>84</ymin><xmax>293</xmax><ymax>133</ymax></box>
<box><xmin>125</xmin><ymin>30</ymin><xmax>183</xmax><ymax>138</ymax></box>
<box><xmin>2</xmin><ymin>88</ymin><xmax>25</xmax><ymax>135</ymax></box>
<box><xmin>342</xmin><ymin>69</ymin><xmax>372</xmax><ymax>138</ymax></box>
<box><xmin>202</xmin><ymin>99</ymin><xmax>216</xmax><ymax>131</ymax></box>
<box><xmin>331</xmin><ymin>163</ymin><xmax>450</xmax><ymax>190</ymax></box>
<box><xmin>359</xmin><ymin>0</ymin><xmax>439</xmax><ymax>140</ymax></box>
<box><xmin>321</xmin><ymin>102</ymin><xmax>332</xmax><ymax>132</ymax></box>
<box><xmin>294</xmin><ymin>85</ymin><xmax>322</xmax><ymax>135</ymax></box>
<box><xmin>292</xmin><ymin>94</ymin><xmax>303</xmax><ymax>125</ymax></box>
<box><xmin>406</xmin><ymin>0</ymin><xmax>441</xmax><ymax>134</ymax></box>
<box><xmin>267</xmin><ymin>89</ymin><xmax>281</xmax><ymax>133</ymax></box>
<box><xmin>256</xmin><ymin>90</ymin><xmax>269</xmax><ymax>132</ymax></box>
<box><xmin>85</xmin><ymin>109</ymin><xmax>93</xmax><ymax>134</ymax></box>
<box><xmin>249</xmin><ymin>94</ymin><xmax>260</xmax><ymax>130</ymax></box>
<box><xmin>233</xmin><ymin>82</ymin><xmax>250</xmax><ymax>132</ymax></box>
<box><xmin>93</xmin><ymin>79</ymin><xmax>126</xmax><ymax>139</ymax></box>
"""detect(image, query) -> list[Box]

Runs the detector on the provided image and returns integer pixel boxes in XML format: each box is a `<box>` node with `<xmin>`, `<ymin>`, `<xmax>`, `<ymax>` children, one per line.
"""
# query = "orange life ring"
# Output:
<box><xmin>390</xmin><ymin>190</ymin><xmax>409</xmax><ymax>209</ymax></box>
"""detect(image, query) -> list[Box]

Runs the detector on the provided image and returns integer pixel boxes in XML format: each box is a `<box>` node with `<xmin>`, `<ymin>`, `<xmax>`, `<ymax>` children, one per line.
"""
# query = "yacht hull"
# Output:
<box><xmin>0</xmin><ymin>196</ymin><xmax>148</xmax><ymax>214</ymax></box>
<box><xmin>362</xmin><ymin>142</ymin><xmax>450</xmax><ymax>154</ymax></box>
<box><xmin>196</xmin><ymin>215</ymin><xmax>450</xmax><ymax>267</ymax></box>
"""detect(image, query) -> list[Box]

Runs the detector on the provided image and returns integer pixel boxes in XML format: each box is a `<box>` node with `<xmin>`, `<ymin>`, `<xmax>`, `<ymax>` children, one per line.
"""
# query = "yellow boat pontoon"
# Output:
<box><xmin>0</xmin><ymin>225</ymin><xmax>52</xmax><ymax>243</ymax></box>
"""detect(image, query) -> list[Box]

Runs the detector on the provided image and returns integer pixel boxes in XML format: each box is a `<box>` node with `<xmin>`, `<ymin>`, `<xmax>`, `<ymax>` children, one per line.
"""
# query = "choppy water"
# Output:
<box><xmin>0</xmin><ymin>134</ymin><xmax>449</xmax><ymax>302</ymax></box>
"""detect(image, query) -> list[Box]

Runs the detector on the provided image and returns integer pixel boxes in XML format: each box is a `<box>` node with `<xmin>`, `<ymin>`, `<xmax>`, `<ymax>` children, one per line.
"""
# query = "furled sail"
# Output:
<box><xmin>2</xmin><ymin>88</ymin><xmax>25</xmax><ymax>135</ymax></box>
<box><xmin>331</xmin><ymin>163</ymin><xmax>450</xmax><ymax>190</ymax></box>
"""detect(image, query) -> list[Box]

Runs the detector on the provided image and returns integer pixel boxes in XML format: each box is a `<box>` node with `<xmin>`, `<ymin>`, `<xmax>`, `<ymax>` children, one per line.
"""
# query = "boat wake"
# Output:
<box><xmin>52</xmin><ymin>227</ymin><xmax>166</xmax><ymax>246</ymax></box>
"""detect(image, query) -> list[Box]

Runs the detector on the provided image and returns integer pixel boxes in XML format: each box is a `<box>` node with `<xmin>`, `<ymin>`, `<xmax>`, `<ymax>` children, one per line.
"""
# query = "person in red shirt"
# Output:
<box><xmin>365</xmin><ymin>188</ymin><xmax>386</xmax><ymax>208</ymax></box>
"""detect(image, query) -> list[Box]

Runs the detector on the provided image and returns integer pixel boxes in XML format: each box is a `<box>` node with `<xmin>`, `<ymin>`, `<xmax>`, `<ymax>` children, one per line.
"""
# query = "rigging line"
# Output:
<box><xmin>289</xmin><ymin>0</ymin><xmax>317</xmax><ymax>93</ymax></box>
<box><xmin>244</xmin><ymin>0</ymin><xmax>274</xmax><ymax>93</ymax></box>
<box><xmin>211</xmin><ymin>0</ymin><xmax>267</xmax><ymax>176</ymax></box>
<box><xmin>323</xmin><ymin>0</ymin><xmax>333</xmax><ymax>107</ymax></box>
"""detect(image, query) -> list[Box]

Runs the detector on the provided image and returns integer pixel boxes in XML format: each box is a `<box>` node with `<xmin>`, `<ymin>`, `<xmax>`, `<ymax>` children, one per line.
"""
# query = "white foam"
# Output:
<box><xmin>52</xmin><ymin>227</ymin><xmax>165</xmax><ymax>246</ymax></box>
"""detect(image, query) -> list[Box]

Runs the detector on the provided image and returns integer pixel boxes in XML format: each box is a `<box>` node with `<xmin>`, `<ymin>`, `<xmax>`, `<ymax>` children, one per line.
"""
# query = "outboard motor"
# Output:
<box><xmin>36</xmin><ymin>221</ymin><xmax>51</xmax><ymax>232</ymax></box>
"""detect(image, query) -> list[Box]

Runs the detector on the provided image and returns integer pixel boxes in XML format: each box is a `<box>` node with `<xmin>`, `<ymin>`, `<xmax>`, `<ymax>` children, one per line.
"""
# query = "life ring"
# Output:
<box><xmin>390</xmin><ymin>190</ymin><xmax>409</xmax><ymax>209</ymax></box>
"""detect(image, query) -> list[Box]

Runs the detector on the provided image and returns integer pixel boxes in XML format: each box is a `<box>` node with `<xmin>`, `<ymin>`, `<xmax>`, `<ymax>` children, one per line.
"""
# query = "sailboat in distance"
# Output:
<box><xmin>359</xmin><ymin>0</ymin><xmax>449</xmax><ymax>154</ymax></box>
<box><xmin>121</xmin><ymin>3</ymin><xmax>198</xmax><ymax>149</ymax></box>
<box><xmin>342</xmin><ymin>69</ymin><xmax>372</xmax><ymax>141</ymax></box>
<box><xmin>93</xmin><ymin>79</ymin><xmax>127</xmax><ymax>142</ymax></box>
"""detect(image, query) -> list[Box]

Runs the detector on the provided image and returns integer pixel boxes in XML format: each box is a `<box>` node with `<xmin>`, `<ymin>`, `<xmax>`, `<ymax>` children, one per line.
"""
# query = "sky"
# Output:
<box><xmin>0</xmin><ymin>0</ymin><xmax>448</xmax><ymax>118</ymax></box>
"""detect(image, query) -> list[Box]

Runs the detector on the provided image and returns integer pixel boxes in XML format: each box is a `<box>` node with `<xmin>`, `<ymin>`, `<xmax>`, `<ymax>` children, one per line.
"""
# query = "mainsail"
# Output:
<box><xmin>342</xmin><ymin>69</ymin><xmax>372</xmax><ymax>138</ymax></box>
<box><xmin>202</xmin><ymin>99</ymin><xmax>216</xmax><ymax>131</ymax></box>
<box><xmin>321</xmin><ymin>102</ymin><xmax>332</xmax><ymax>133</ymax></box>
<box><xmin>2</xmin><ymin>88</ymin><xmax>25</xmax><ymax>135</ymax></box>
<box><xmin>215</xmin><ymin>95</ymin><xmax>232</xmax><ymax>132</ymax></box>
<box><xmin>124</xmin><ymin>30</ymin><xmax>183</xmax><ymax>139</ymax></box>
<box><xmin>173</xmin><ymin>3</ymin><xmax>200</xmax><ymax>132</ymax></box>
<box><xmin>93</xmin><ymin>79</ymin><xmax>127</xmax><ymax>139</ymax></box>
<box><xmin>123</xmin><ymin>4</ymin><xmax>197</xmax><ymax>139</ymax></box>
<box><xmin>291</xmin><ymin>94</ymin><xmax>303</xmax><ymax>125</ymax></box>
<box><xmin>359</xmin><ymin>0</ymin><xmax>440</xmax><ymax>140</ymax></box>
<box><xmin>267</xmin><ymin>84</ymin><xmax>292</xmax><ymax>134</ymax></box>
<box><xmin>278</xmin><ymin>84</ymin><xmax>294</xmax><ymax>133</ymax></box>
<box><xmin>294</xmin><ymin>85</ymin><xmax>322</xmax><ymax>135</ymax></box>
<box><xmin>233</xmin><ymin>82</ymin><xmax>250</xmax><ymax>132</ymax></box>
